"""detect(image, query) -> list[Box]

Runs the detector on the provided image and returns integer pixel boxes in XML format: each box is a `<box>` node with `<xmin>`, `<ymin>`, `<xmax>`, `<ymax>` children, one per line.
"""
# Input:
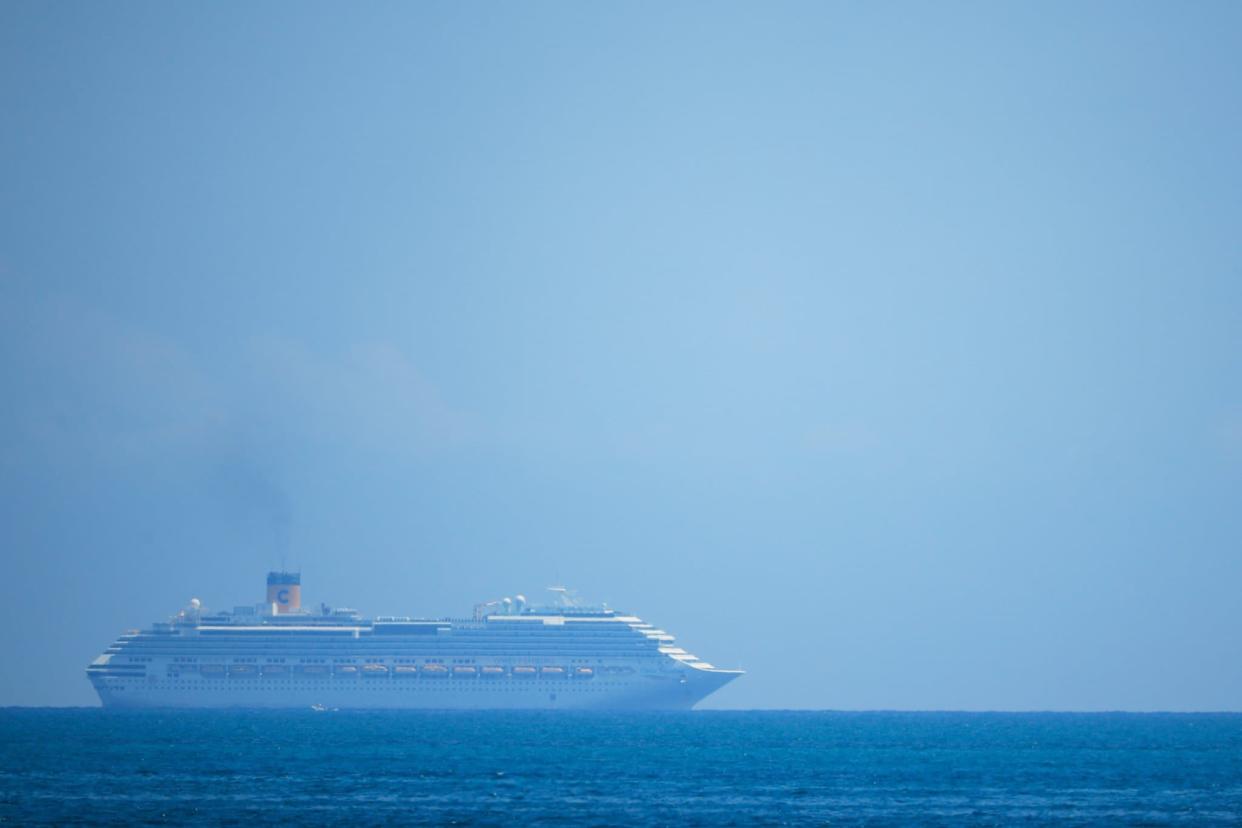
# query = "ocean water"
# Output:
<box><xmin>1</xmin><ymin>710</ymin><xmax>1240</xmax><ymax>825</ymax></box>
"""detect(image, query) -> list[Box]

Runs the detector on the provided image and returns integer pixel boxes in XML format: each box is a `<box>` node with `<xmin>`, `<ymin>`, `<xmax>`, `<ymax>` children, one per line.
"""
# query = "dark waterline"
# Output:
<box><xmin>2</xmin><ymin>709</ymin><xmax>1241</xmax><ymax>825</ymax></box>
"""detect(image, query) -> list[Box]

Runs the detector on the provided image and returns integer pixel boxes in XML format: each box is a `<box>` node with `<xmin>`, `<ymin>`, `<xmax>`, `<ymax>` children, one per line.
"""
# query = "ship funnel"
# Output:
<box><xmin>266</xmin><ymin>571</ymin><xmax>301</xmax><ymax>613</ymax></box>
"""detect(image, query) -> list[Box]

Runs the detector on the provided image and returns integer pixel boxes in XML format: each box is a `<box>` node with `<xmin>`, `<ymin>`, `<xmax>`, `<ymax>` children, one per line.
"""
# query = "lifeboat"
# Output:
<box><xmin>261</xmin><ymin>665</ymin><xmax>289</xmax><ymax>677</ymax></box>
<box><xmin>540</xmin><ymin>666</ymin><xmax>566</xmax><ymax>677</ymax></box>
<box><xmin>393</xmin><ymin>665</ymin><xmax>418</xmax><ymax>677</ymax></box>
<box><xmin>422</xmin><ymin>664</ymin><xmax>448</xmax><ymax>677</ymax></box>
<box><xmin>228</xmin><ymin>664</ymin><xmax>257</xmax><ymax>678</ymax></box>
<box><xmin>361</xmin><ymin>664</ymin><xmax>389</xmax><ymax>677</ymax></box>
<box><xmin>512</xmin><ymin>666</ymin><xmax>536</xmax><ymax>677</ymax></box>
<box><xmin>480</xmin><ymin>666</ymin><xmax>505</xmax><ymax>678</ymax></box>
<box><xmin>296</xmin><ymin>665</ymin><xmax>329</xmax><ymax>676</ymax></box>
<box><xmin>573</xmin><ymin>667</ymin><xmax>595</xmax><ymax>679</ymax></box>
<box><xmin>452</xmin><ymin>666</ymin><xmax>477</xmax><ymax>678</ymax></box>
<box><xmin>334</xmin><ymin>665</ymin><xmax>359</xmax><ymax>676</ymax></box>
<box><xmin>199</xmin><ymin>664</ymin><xmax>225</xmax><ymax>677</ymax></box>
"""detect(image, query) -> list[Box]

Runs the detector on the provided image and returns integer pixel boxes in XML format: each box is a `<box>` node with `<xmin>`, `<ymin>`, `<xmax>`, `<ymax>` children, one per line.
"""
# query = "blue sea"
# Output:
<box><xmin>2</xmin><ymin>710</ymin><xmax>1241</xmax><ymax>825</ymax></box>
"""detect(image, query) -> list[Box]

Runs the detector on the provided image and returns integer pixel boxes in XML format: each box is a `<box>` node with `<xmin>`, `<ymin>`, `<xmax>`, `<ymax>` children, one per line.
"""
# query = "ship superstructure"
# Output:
<box><xmin>87</xmin><ymin>573</ymin><xmax>742</xmax><ymax>710</ymax></box>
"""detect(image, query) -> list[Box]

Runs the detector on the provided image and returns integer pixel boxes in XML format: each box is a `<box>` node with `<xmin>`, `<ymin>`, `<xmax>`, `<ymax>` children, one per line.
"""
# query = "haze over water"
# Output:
<box><xmin>3</xmin><ymin>0</ymin><xmax>1242</xmax><ymax>713</ymax></box>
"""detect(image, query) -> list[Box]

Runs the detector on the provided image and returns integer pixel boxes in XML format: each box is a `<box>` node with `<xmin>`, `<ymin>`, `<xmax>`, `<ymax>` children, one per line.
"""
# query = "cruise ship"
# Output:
<box><xmin>87</xmin><ymin>573</ymin><xmax>742</xmax><ymax>710</ymax></box>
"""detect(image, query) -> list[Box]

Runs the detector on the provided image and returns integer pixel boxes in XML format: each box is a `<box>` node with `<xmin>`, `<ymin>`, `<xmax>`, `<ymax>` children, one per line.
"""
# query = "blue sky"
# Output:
<box><xmin>2</xmin><ymin>1</ymin><xmax>1240</xmax><ymax>709</ymax></box>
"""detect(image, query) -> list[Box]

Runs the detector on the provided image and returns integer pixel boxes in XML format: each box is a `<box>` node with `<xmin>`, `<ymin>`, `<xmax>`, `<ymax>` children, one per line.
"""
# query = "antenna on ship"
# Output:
<box><xmin>547</xmin><ymin>585</ymin><xmax>579</xmax><ymax>608</ymax></box>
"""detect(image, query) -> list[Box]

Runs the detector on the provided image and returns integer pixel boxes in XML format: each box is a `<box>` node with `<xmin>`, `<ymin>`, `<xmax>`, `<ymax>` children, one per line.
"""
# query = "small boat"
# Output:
<box><xmin>228</xmin><ymin>664</ymin><xmax>258</xmax><ymax>678</ymax></box>
<box><xmin>199</xmin><ymin>664</ymin><xmax>225</xmax><ymax>678</ymax></box>
<box><xmin>422</xmin><ymin>664</ymin><xmax>448</xmax><ymax>677</ymax></box>
<box><xmin>512</xmin><ymin>666</ymin><xmax>536</xmax><ymax>677</ymax></box>
<box><xmin>540</xmin><ymin>666</ymin><xmax>566</xmax><ymax>677</ymax></box>
<box><xmin>452</xmin><ymin>666</ymin><xmax>477</xmax><ymax>678</ymax></box>
<box><xmin>334</xmin><ymin>665</ymin><xmax>359</xmax><ymax>676</ymax></box>
<box><xmin>573</xmin><ymin>667</ymin><xmax>595</xmax><ymax>679</ymax></box>
<box><xmin>480</xmin><ymin>666</ymin><xmax>505</xmax><ymax>677</ymax></box>
<box><xmin>361</xmin><ymin>664</ymin><xmax>389</xmax><ymax>677</ymax></box>
<box><xmin>393</xmin><ymin>665</ymin><xmax>418</xmax><ymax>677</ymax></box>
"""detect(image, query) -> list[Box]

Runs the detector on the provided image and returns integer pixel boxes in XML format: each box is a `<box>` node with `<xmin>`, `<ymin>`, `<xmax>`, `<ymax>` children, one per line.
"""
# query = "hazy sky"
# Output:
<box><xmin>2</xmin><ymin>1</ymin><xmax>1240</xmax><ymax>709</ymax></box>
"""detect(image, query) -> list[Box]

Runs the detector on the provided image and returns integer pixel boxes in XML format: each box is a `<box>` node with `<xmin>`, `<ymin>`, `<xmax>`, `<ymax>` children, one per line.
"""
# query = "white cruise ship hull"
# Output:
<box><xmin>89</xmin><ymin>662</ymin><xmax>740</xmax><ymax>711</ymax></box>
<box><xmin>88</xmin><ymin>578</ymin><xmax>743</xmax><ymax>711</ymax></box>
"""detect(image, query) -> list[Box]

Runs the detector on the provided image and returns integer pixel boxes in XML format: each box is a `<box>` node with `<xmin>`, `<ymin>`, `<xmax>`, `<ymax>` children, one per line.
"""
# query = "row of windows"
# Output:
<box><xmin>122</xmin><ymin>636</ymin><xmax>658</xmax><ymax>645</ymax></box>
<box><xmin>120</xmin><ymin>639</ymin><xmax>659</xmax><ymax>650</ymax></box>
<box><xmin>161</xmin><ymin>665</ymin><xmax>621</xmax><ymax>675</ymax></box>
<box><xmin>134</xmin><ymin>680</ymin><xmax>621</xmax><ymax>692</ymax></box>
<box><xmin>119</xmin><ymin>647</ymin><xmax>660</xmax><ymax>660</ymax></box>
